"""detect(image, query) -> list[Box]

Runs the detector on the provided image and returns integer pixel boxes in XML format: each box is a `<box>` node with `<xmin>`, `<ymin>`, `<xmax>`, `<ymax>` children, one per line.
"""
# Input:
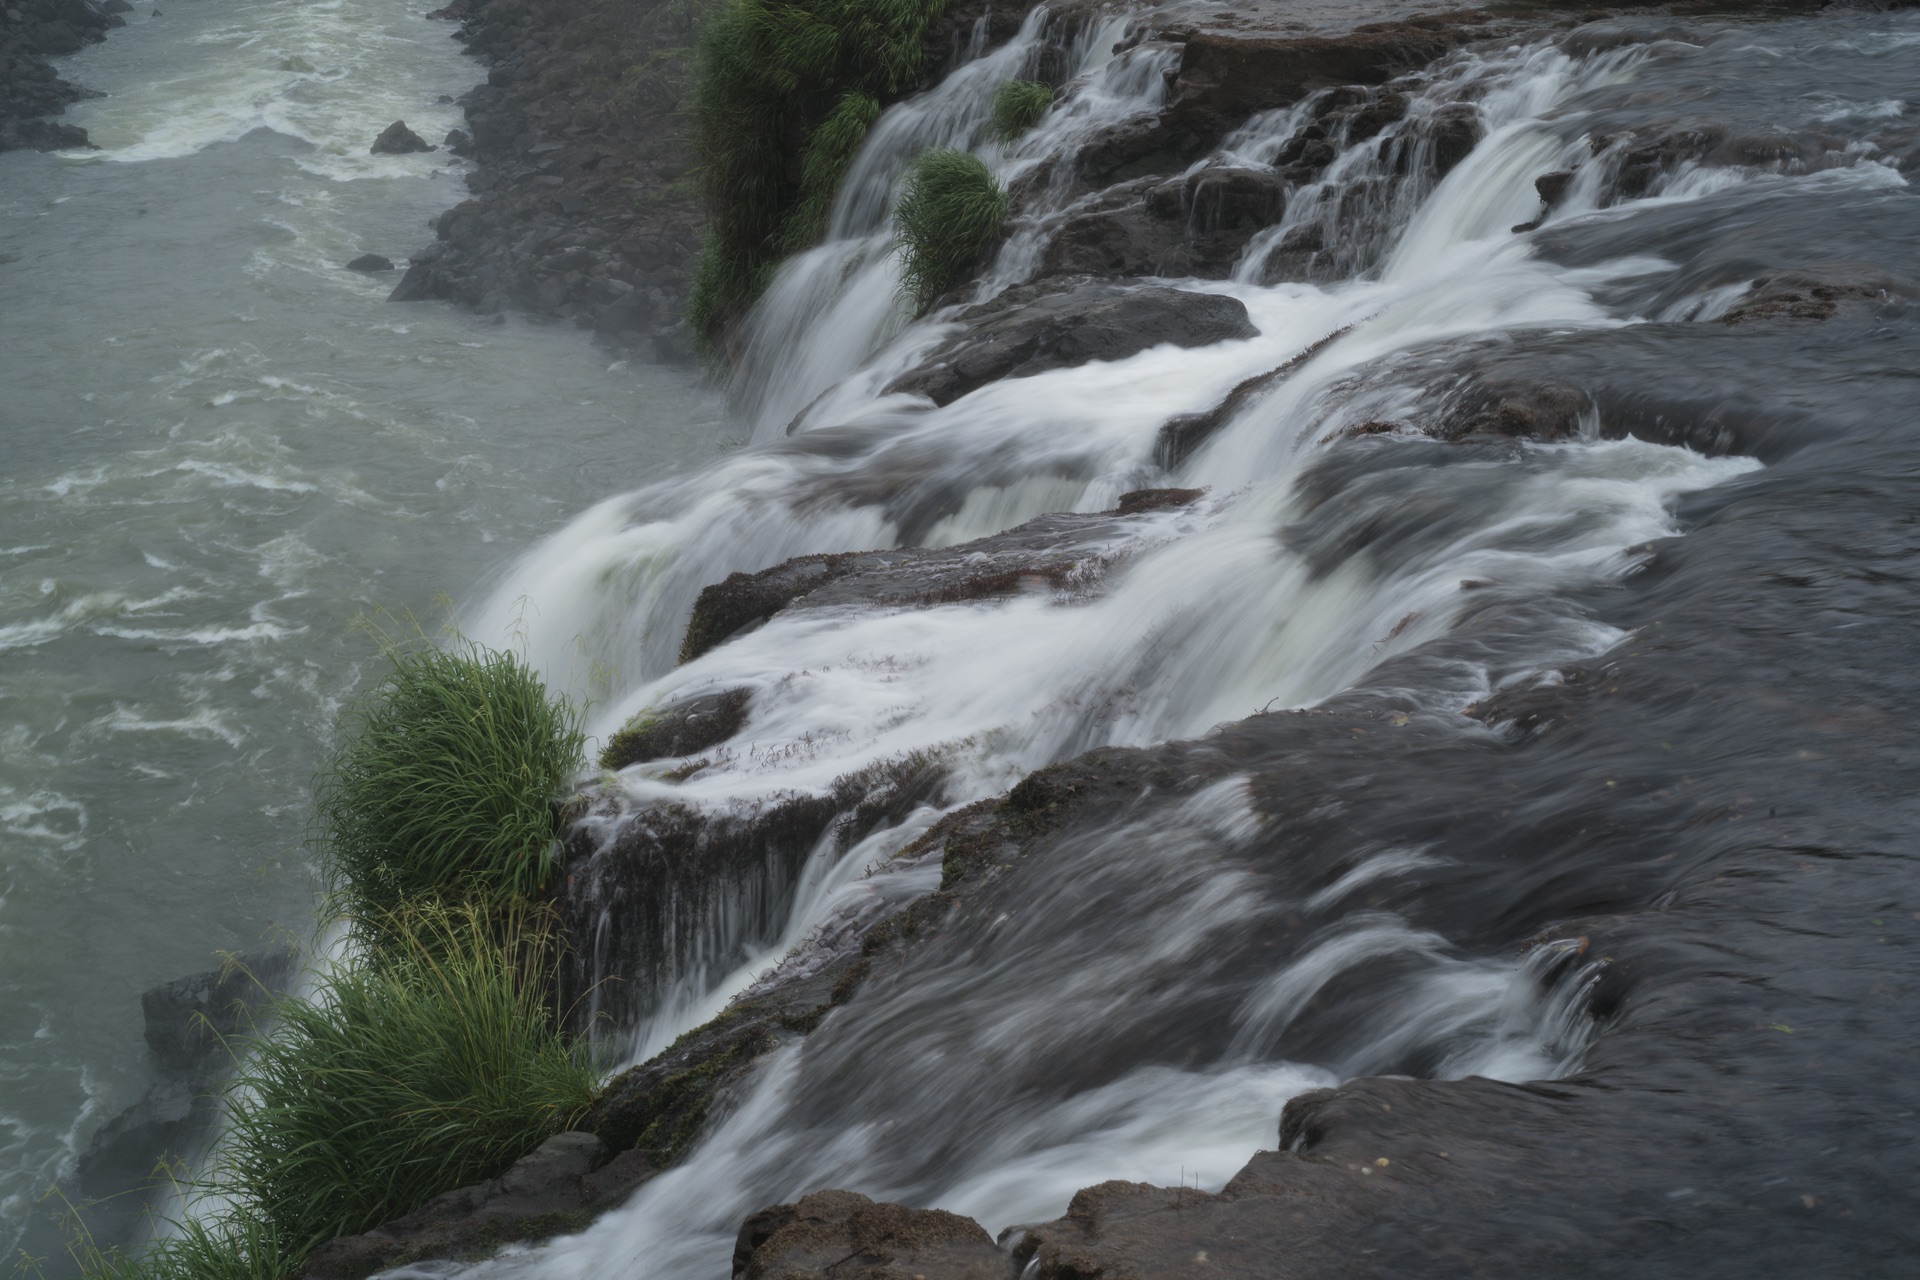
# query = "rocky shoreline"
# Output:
<box><xmin>0</xmin><ymin>0</ymin><xmax>118</xmax><ymax>151</ymax></box>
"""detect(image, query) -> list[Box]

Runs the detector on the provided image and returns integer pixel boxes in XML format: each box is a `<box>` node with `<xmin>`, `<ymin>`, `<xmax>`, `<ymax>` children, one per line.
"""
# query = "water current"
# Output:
<box><xmin>6</xmin><ymin>0</ymin><xmax>1920</xmax><ymax>1276</ymax></box>
<box><xmin>0</xmin><ymin>0</ymin><xmax>725</xmax><ymax>1258</ymax></box>
<box><xmin>447</xmin><ymin>8</ymin><xmax>1919</xmax><ymax>1278</ymax></box>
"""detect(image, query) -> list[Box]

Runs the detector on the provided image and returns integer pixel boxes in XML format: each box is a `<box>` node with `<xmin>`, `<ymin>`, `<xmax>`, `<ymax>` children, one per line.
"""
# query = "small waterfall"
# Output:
<box><xmin>441</xmin><ymin>10</ymin><xmax>1920</xmax><ymax>1275</ymax></box>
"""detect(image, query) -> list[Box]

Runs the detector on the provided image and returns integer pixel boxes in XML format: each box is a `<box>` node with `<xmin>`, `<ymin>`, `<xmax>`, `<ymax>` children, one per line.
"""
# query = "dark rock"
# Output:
<box><xmin>141</xmin><ymin>947</ymin><xmax>294</xmax><ymax>1077</ymax></box>
<box><xmin>298</xmin><ymin>1131</ymin><xmax>654</xmax><ymax>1280</ymax></box>
<box><xmin>885</xmin><ymin>282</ymin><xmax>1258</xmax><ymax>407</ymax></box>
<box><xmin>600</xmin><ymin>687</ymin><xmax>753</xmax><ymax>771</ymax></box>
<box><xmin>1036</xmin><ymin>169</ymin><xmax>1283</xmax><ymax>281</ymax></box>
<box><xmin>370</xmin><ymin>119</ymin><xmax>434</xmax><ymax>154</ymax></box>
<box><xmin>443</xmin><ymin>126</ymin><xmax>473</xmax><ymax>154</ymax></box>
<box><xmin>75</xmin><ymin>1080</ymin><xmax>208</xmax><ymax>1199</ymax></box>
<box><xmin>1113</xmin><ymin>487</ymin><xmax>1204</xmax><ymax>515</ymax></box>
<box><xmin>1155</xmin><ymin>323</ymin><xmax>1354</xmax><ymax>468</ymax></box>
<box><xmin>1718</xmin><ymin>269</ymin><xmax>1907</xmax><ymax>324</ymax></box>
<box><xmin>1535</xmin><ymin>169</ymin><xmax>1574</xmax><ymax>206</ymax></box>
<box><xmin>733</xmin><ymin>1190</ymin><xmax>1015</xmax><ymax>1280</ymax></box>
<box><xmin>1423</xmin><ymin>377</ymin><xmax>1595</xmax><ymax>443</ymax></box>
<box><xmin>101</xmin><ymin>0</ymin><xmax>131</xmax><ymax>10</ymax></box>
<box><xmin>345</xmin><ymin>253</ymin><xmax>394</xmax><ymax>272</ymax></box>
<box><xmin>0</xmin><ymin>0</ymin><xmax>116</xmax><ymax>153</ymax></box>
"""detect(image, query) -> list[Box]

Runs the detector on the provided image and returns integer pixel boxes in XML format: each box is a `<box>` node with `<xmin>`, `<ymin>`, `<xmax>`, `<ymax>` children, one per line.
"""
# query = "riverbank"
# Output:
<box><xmin>0</xmin><ymin>0</ymin><xmax>117</xmax><ymax>150</ymax></box>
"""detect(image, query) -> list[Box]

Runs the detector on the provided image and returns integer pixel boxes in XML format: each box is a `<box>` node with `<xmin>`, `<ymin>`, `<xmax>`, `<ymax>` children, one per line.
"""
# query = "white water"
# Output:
<box><xmin>437</xmin><ymin>20</ymin><xmax>1815</xmax><ymax>1280</ymax></box>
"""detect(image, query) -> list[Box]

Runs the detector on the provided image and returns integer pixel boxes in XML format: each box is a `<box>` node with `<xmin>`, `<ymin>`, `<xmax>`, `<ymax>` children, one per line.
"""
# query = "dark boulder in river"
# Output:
<box><xmin>732</xmin><ymin>1190</ymin><xmax>1016</xmax><ymax>1280</ymax></box>
<box><xmin>345</xmin><ymin>253</ymin><xmax>394</xmax><ymax>272</ymax></box>
<box><xmin>370</xmin><ymin>119</ymin><xmax>434</xmax><ymax>154</ymax></box>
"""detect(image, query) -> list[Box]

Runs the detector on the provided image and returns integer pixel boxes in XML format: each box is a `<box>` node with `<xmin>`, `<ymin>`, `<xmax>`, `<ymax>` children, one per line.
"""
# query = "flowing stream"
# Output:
<box><xmin>6</xmin><ymin>0</ymin><xmax>1918</xmax><ymax>1275</ymax></box>
<box><xmin>442</xmin><ymin>8</ymin><xmax>1920</xmax><ymax>1279</ymax></box>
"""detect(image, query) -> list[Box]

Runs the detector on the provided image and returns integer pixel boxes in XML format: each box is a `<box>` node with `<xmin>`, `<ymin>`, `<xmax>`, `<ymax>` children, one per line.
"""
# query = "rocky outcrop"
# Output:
<box><xmin>733</xmin><ymin>1191</ymin><xmax>1016</xmax><ymax>1280</ymax></box>
<box><xmin>600</xmin><ymin>686</ymin><xmax>754</xmax><ymax>771</ymax></box>
<box><xmin>0</xmin><ymin>0</ymin><xmax>118</xmax><ymax>151</ymax></box>
<box><xmin>298</xmin><ymin>1132</ymin><xmax>653</xmax><ymax>1280</ymax></box>
<box><xmin>385</xmin><ymin>0</ymin><xmax>715</xmax><ymax>358</ymax></box>
<box><xmin>369</xmin><ymin>119</ymin><xmax>434</xmax><ymax>154</ymax></box>
<box><xmin>885</xmin><ymin>282</ymin><xmax>1258</xmax><ymax>407</ymax></box>
<box><xmin>680</xmin><ymin>490</ymin><xmax>1208</xmax><ymax>664</ymax></box>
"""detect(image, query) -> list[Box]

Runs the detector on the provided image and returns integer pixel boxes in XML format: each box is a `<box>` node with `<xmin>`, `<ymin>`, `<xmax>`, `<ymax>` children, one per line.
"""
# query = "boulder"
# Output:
<box><xmin>344</xmin><ymin>253</ymin><xmax>393</xmax><ymax>272</ymax></box>
<box><xmin>370</xmin><ymin>120</ymin><xmax>433</xmax><ymax>154</ymax></box>
<box><xmin>885</xmin><ymin>282</ymin><xmax>1258</xmax><ymax>407</ymax></box>
<box><xmin>733</xmin><ymin>1191</ymin><xmax>1016</xmax><ymax>1280</ymax></box>
<box><xmin>141</xmin><ymin>947</ymin><xmax>294</xmax><ymax>1077</ymax></box>
<box><xmin>443</xmin><ymin>126</ymin><xmax>473</xmax><ymax>155</ymax></box>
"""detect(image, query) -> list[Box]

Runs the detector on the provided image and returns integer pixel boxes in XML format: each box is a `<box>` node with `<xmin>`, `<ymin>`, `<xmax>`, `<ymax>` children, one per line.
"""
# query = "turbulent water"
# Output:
<box><xmin>441</xmin><ymin>8</ymin><xmax>1920</xmax><ymax>1279</ymax></box>
<box><xmin>0</xmin><ymin>0</ymin><xmax>725</xmax><ymax>1259</ymax></box>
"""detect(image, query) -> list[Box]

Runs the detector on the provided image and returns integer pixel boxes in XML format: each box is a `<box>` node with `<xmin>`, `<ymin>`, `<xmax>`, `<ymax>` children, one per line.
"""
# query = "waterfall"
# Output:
<box><xmin>432</xmin><ymin>8</ymin><xmax>1920</xmax><ymax>1276</ymax></box>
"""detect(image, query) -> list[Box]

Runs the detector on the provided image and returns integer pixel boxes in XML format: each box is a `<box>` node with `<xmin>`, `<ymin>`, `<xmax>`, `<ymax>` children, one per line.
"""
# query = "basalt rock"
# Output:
<box><xmin>0</xmin><ymin>0</ymin><xmax>117</xmax><ymax>151</ymax></box>
<box><xmin>680</xmin><ymin>493</ymin><xmax>1209</xmax><ymax>665</ymax></box>
<box><xmin>297</xmin><ymin>1132</ymin><xmax>655</xmax><ymax>1280</ymax></box>
<box><xmin>370</xmin><ymin>120</ymin><xmax>434</xmax><ymax>154</ymax></box>
<box><xmin>734</xmin><ymin>1191</ymin><xmax>1016</xmax><ymax>1280</ymax></box>
<box><xmin>885</xmin><ymin>282</ymin><xmax>1258</xmax><ymax>407</ymax></box>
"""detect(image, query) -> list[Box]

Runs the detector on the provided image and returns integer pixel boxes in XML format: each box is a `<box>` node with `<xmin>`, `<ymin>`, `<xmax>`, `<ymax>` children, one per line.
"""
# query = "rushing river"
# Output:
<box><xmin>0</xmin><ymin>0</ymin><xmax>725</xmax><ymax>1259</ymax></box>
<box><xmin>6</xmin><ymin>0</ymin><xmax>1920</xmax><ymax>1277</ymax></box>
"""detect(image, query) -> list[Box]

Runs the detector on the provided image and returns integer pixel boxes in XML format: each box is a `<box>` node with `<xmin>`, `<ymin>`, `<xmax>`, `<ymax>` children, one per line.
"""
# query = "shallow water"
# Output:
<box><xmin>0</xmin><ymin>0</ymin><xmax>726</xmax><ymax>1255</ymax></box>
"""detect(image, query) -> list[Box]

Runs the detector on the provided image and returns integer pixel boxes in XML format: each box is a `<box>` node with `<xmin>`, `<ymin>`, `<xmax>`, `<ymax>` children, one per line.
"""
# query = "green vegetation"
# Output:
<box><xmin>316</xmin><ymin>641</ymin><xmax>585</xmax><ymax>934</ymax></box>
<box><xmin>688</xmin><ymin>0</ymin><xmax>949</xmax><ymax>340</ymax></box>
<box><xmin>47</xmin><ymin>641</ymin><xmax>601</xmax><ymax>1280</ymax></box>
<box><xmin>990</xmin><ymin>79</ymin><xmax>1053</xmax><ymax>141</ymax></box>
<box><xmin>220</xmin><ymin>903</ymin><xmax>596</xmax><ymax>1260</ymax></box>
<box><xmin>893</xmin><ymin>148</ymin><xmax>1008</xmax><ymax>313</ymax></box>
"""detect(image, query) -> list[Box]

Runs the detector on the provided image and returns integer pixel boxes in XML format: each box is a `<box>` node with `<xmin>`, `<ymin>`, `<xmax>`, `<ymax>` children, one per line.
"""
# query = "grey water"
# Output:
<box><xmin>0</xmin><ymin>0</ymin><xmax>727</xmax><ymax>1255</ymax></box>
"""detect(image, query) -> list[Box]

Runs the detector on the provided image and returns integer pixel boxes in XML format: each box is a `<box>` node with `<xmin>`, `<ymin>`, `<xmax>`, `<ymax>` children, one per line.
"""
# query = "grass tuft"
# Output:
<box><xmin>315</xmin><ymin>641</ymin><xmax>585</xmax><ymax>934</ymax></box>
<box><xmin>217</xmin><ymin>902</ymin><xmax>598</xmax><ymax>1260</ymax></box>
<box><xmin>990</xmin><ymin>79</ymin><xmax>1053</xmax><ymax>142</ymax></box>
<box><xmin>893</xmin><ymin>148</ymin><xmax>1008</xmax><ymax>313</ymax></box>
<box><xmin>690</xmin><ymin>0</ymin><xmax>948</xmax><ymax>340</ymax></box>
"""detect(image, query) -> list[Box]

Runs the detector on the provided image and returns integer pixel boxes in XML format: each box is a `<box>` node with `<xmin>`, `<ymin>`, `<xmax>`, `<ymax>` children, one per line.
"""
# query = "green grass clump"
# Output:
<box><xmin>990</xmin><ymin>79</ymin><xmax>1053</xmax><ymax>141</ymax></box>
<box><xmin>54</xmin><ymin>1215</ymin><xmax>291</xmax><ymax>1280</ymax></box>
<box><xmin>690</xmin><ymin>0</ymin><xmax>948</xmax><ymax>340</ymax></box>
<box><xmin>893</xmin><ymin>148</ymin><xmax>1008</xmax><ymax>313</ymax></box>
<box><xmin>316</xmin><ymin>641</ymin><xmax>585</xmax><ymax>930</ymax></box>
<box><xmin>218</xmin><ymin>903</ymin><xmax>598</xmax><ymax>1260</ymax></box>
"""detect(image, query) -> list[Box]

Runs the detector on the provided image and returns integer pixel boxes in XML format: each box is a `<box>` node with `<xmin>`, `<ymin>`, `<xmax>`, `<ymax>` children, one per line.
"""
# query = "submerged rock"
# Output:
<box><xmin>600</xmin><ymin>686</ymin><xmax>754</xmax><ymax>772</ymax></box>
<box><xmin>370</xmin><ymin>120</ymin><xmax>434</xmax><ymax>154</ymax></box>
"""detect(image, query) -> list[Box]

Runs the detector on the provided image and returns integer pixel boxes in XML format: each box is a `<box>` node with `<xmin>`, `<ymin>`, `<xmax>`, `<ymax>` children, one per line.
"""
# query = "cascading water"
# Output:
<box><xmin>422</xmin><ymin>8</ymin><xmax>1920</xmax><ymax>1276</ymax></box>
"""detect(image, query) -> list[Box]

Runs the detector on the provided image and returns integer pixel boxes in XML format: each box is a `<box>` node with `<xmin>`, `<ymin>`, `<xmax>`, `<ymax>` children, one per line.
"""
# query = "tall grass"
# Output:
<box><xmin>316</xmin><ymin>641</ymin><xmax>585</xmax><ymax>932</ymax></box>
<box><xmin>894</xmin><ymin>148</ymin><xmax>1008</xmax><ymax>313</ymax></box>
<box><xmin>689</xmin><ymin>0</ymin><xmax>948</xmax><ymax>340</ymax></box>
<box><xmin>217</xmin><ymin>903</ymin><xmax>597</xmax><ymax>1261</ymax></box>
<box><xmin>990</xmin><ymin>79</ymin><xmax>1053</xmax><ymax>141</ymax></box>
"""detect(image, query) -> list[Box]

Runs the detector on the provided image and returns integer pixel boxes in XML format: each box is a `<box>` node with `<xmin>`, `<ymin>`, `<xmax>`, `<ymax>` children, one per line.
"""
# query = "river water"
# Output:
<box><xmin>0</xmin><ymin>0</ymin><xmax>725</xmax><ymax>1258</ymax></box>
<box><xmin>6</xmin><ymin>1</ymin><xmax>1920</xmax><ymax>1277</ymax></box>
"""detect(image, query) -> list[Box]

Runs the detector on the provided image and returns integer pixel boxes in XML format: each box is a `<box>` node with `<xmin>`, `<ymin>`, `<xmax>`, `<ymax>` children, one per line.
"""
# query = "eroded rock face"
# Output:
<box><xmin>733</xmin><ymin>1191</ymin><xmax>1016</xmax><ymax>1280</ymax></box>
<box><xmin>885</xmin><ymin>283</ymin><xmax>1258</xmax><ymax>407</ymax></box>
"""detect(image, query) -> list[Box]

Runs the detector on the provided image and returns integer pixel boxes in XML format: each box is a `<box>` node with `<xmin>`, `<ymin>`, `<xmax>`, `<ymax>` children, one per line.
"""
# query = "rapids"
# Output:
<box><xmin>438</xmin><ymin>8</ymin><xmax>1920</xmax><ymax>1279</ymax></box>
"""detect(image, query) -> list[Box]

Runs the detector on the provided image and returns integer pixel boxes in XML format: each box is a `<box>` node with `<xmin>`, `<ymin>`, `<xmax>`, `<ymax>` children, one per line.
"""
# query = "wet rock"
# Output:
<box><xmin>345</xmin><ymin>253</ymin><xmax>394</xmax><ymax>272</ymax></box>
<box><xmin>142</xmin><ymin>946</ymin><xmax>294</xmax><ymax>1077</ymax></box>
<box><xmin>1425</xmin><ymin>377</ymin><xmax>1595</xmax><ymax>443</ymax></box>
<box><xmin>733</xmin><ymin>1190</ymin><xmax>1015</xmax><ymax>1280</ymax></box>
<box><xmin>443</xmin><ymin>126</ymin><xmax>473</xmax><ymax>155</ymax></box>
<box><xmin>885</xmin><ymin>282</ymin><xmax>1257</xmax><ymax>407</ymax></box>
<box><xmin>1155</xmin><ymin>324</ymin><xmax>1354</xmax><ymax>467</ymax></box>
<box><xmin>370</xmin><ymin>119</ymin><xmax>434</xmax><ymax>154</ymax></box>
<box><xmin>1718</xmin><ymin>269</ymin><xmax>1908</xmax><ymax>324</ymax></box>
<box><xmin>0</xmin><ymin>0</ymin><xmax>116</xmax><ymax>153</ymax></box>
<box><xmin>601</xmin><ymin>687</ymin><xmax>752</xmax><ymax>771</ymax></box>
<box><xmin>681</xmin><ymin>502</ymin><xmax>1205</xmax><ymax>665</ymax></box>
<box><xmin>1160</xmin><ymin>17</ymin><xmax>1491</xmax><ymax>151</ymax></box>
<box><xmin>297</xmin><ymin>1132</ymin><xmax>655</xmax><ymax>1280</ymax></box>
<box><xmin>1035</xmin><ymin>171</ymin><xmax>1283</xmax><ymax>282</ymax></box>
